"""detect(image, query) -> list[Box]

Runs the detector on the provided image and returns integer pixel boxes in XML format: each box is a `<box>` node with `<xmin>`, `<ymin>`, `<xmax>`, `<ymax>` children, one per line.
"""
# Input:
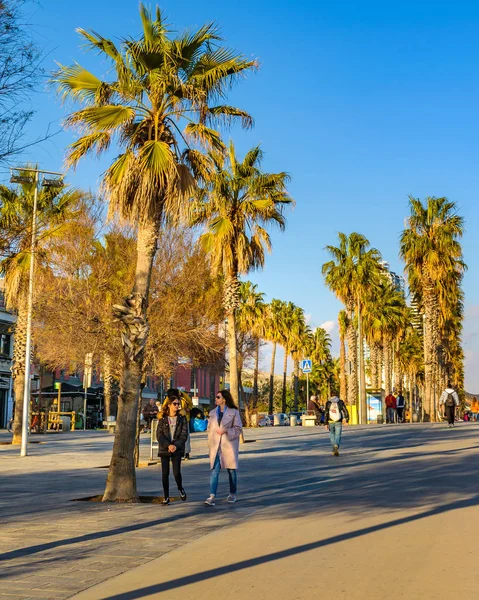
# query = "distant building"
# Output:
<box><xmin>379</xmin><ymin>260</ymin><xmax>406</xmax><ymax>295</ymax></box>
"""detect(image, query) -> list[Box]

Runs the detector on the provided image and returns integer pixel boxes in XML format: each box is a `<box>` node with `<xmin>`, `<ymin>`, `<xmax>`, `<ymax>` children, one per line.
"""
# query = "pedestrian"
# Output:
<box><xmin>439</xmin><ymin>382</ymin><xmax>460</xmax><ymax>428</ymax></box>
<box><xmin>385</xmin><ymin>392</ymin><xmax>397</xmax><ymax>424</ymax></box>
<box><xmin>308</xmin><ymin>395</ymin><xmax>323</xmax><ymax>425</ymax></box>
<box><xmin>157</xmin><ymin>394</ymin><xmax>188</xmax><ymax>505</ymax></box>
<box><xmin>324</xmin><ymin>394</ymin><xmax>349</xmax><ymax>456</ymax></box>
<box><xmin>204</xmin><ymin>390</ymin><xmax>243</xmax><ymax>506</ymax></box>
<box><xmin>142</xmin><ymin>399</ymin><xmax>159</xmax><ymax>433</ymax></box>
<box><xmin>396</xmin><ymin>392</ymin><xmax>405</xmax><ymax>423</ymax></box>
<box><xmin>167</xmin><ymin>388</ymin><xmax>194</xmax><ymax>459</ymax></box>
<box><xmin>471</xmin><ymin>396</ymin><xmax>479</xmax><ymax>421</ymax></box>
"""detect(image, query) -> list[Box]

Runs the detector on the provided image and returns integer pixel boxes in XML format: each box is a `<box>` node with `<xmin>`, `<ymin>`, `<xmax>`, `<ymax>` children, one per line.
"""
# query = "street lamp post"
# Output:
<box><xmin>10</xmin><ymin>167</ymin><xmax>64</xmax><ymax>457</ymax></box>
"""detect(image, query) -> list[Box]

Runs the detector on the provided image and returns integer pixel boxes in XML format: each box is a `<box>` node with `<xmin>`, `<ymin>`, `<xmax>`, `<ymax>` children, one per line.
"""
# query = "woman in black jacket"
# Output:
<box><xmin>157</xmin><ymin>395</ymin><xmax>188</xmax><ymax>505</ymax></box>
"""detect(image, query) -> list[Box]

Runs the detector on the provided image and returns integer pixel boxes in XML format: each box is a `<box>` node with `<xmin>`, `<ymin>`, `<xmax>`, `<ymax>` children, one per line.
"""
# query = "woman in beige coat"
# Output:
<box><xmin>204</xmin><ymin>390</ymin><xmax>243</xmax><ymax>506</ymax></box>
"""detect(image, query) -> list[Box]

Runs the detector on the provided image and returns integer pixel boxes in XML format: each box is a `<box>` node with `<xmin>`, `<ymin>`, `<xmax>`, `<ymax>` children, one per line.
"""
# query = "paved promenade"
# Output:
<box><xmin>1</xmin><ymin>423</ymin><xmax>478</xmax><ymax>599</ymax></box>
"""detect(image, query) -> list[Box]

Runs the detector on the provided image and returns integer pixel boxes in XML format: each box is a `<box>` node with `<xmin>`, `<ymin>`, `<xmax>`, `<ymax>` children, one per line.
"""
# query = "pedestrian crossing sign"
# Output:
<box><xmin>301</xmin><ymin>359</ymin><xmax>312</xmax><ymax>373</ymax></box>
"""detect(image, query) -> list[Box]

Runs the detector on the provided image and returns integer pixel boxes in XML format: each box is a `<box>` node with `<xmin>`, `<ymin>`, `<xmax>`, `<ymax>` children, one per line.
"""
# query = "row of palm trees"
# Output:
<box><xmin>1</xmin><ymin>4</ymin><xmax>465</xmax><ymax>506</ymax></box>
<box><xmin>235</xmin><ymin>282</ymin><xmax>336</xmax><ymax>422</ymax></box>
<box><xmin>323</xmin><ymin>196</ymin><xmax>465</xmax><ymax>423</ymax></box>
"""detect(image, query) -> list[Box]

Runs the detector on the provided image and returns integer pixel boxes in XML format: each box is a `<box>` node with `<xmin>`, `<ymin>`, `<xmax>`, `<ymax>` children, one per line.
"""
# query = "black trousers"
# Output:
<box><xmin>160</xmin><ymin>455</ymin><xmax>183</xmax><ymax>498</ymax></box>
<box><xmin>396</xmin><ymin>407</ymin><xmax>404</xmax><ymax>421</ymax></box>
<box><xmin>445</xmin><ymin>405</ymin><xmax>455</xmax><ymax>425</ymax></box>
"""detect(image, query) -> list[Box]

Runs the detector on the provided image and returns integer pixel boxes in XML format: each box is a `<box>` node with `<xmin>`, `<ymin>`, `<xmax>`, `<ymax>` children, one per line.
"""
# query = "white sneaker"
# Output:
<box><xmin>227</xmin><ymin>494</ymin><xmax>236</xmax><ymax>503</ymax></box>
<box><xmin>204</xmin><ymin>495</ymin><xmax>215</xmax><ymax>506</ymax></box>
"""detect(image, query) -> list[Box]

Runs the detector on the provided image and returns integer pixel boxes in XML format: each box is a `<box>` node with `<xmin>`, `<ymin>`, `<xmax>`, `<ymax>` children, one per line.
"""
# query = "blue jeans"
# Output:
<box><xmin>386</xmin><ymin>407</ymin><xmax>396</xmax><ymax>423</ymax></box>
<box><xmin>210</xmin><ymin>452</ymin><xmax>237</xmax><ymax>495</ymax></box>
<box><xmin>329</xmin><ymin>421</ymin><xmax>343</xmax><ymax>449</ymax></box>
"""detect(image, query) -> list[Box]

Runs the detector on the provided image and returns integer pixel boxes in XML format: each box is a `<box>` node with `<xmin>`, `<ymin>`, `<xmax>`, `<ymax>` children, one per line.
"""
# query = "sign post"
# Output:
<box><xmin>83</xmin><ymin>353</ymin><xmax>93</xmax><ymax>431</ymax></box>
<box><xmin>300</xmin><ymin>359</ymin><xmax>313</xmax><ymax>411</ymax></box>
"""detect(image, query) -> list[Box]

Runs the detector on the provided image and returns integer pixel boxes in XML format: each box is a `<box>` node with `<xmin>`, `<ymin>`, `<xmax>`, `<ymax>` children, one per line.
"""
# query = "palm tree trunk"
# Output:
<box><xmin>11</xmin><ymin>294</ymin><xmax>28</xmax><ymax>445</ymax></box>
<box><xmin>102</xmin><ymin>353</ymin><xmax>113</xmax><ymax>420</ymax></box>
<box><xmin>423</xmin><ymin>283</ymin><xmax>437</xmax><ymax>422</ymax></box>
<box><xmin>339</xmin><ymin>332</ymin><xmax>347</xmax><ymax>401</ymax></box>
<box><xmin>370</xmin><ymin>342</ymin><xmax>378</xmax><ymax>391</ymax></box>
<box><xmin>383</xmin><ymin>338</ymin><xmax>392</xmax><ymax>397</ymax></box>
<box><xmin>227</xmin><ymin>314</ymin><xmax>239</xmax><ymax>405</ymax></box>
<box><xmin>253</xmin><ymin>338</ymin><xmax>260</xmax><ymax>411</ymax></box>
<box><xmin>358</xmin><ymin>299</ymin><xmax>367</xmax><ymax>424</ymax></box>
<box><xmin>268</xmin><ymin>342</ymin><xmax>276</xmax><ymax>414</ymax></box>
<box><xmin>103</xmin><ymin>220</ymin><xmax>158</xmax><ymax>502</ymax></box>
<box><xmin>346</xmin><ymin>302</ymin><xmax>358</xmax><ymax>409</ymax></box>
<box><xmin>281</xmin><ymin>347</ymin><xmax>288</xmax><ymax>414</ymax></box>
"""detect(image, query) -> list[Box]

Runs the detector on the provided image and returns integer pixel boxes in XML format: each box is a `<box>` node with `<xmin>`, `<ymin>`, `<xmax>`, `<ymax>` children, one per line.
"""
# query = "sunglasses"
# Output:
<box><xmin>172</xmin><ymin>401</ymin><xmax>180</xmax><ymax>406</ymax></box>
<box><xmin>216</xmin><ymin>395</ymin><xmax>222</xmax><ymax>399</ymax></box>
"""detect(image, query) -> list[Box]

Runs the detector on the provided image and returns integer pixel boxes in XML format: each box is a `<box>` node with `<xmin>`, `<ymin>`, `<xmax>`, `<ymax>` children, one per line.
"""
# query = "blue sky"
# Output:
<box><xmin>11</xmin><ymin>0</ymin><xmax>479</xmax><ymax>391</ymax></box>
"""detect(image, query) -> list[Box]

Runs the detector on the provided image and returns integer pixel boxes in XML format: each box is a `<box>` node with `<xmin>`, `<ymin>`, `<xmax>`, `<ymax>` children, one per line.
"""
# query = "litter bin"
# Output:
<box><xmin>290</xmin><ymin>415</ymin><xmax>298</xmax><ymax>427</ymax></box>
<box><xmin>412</xmin><ymin>412</ymin><xmax>419</xmax><ymax>423</ymax></box>
<box><xmin>273</xmin><ymin>414</ymin><xmax>281</xmax><ymax>426</ymax></box>
<box><xmin>377</xmin><ymin>414</ymin><xmax>384</xmax><ymax>424</ymax></box>
<box><xmin>60</xmin><ymin>416</ymin><xmax>71</xmax><ymax>432</ymax></box>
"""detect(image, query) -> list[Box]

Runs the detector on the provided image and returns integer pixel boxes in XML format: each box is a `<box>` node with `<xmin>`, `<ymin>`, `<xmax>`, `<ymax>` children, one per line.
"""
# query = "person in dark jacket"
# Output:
<box><xmin>324</xmin><ymin>395</ymin><xmax>349</xmax><ymax>456</ymax></box>
<box><xmin>157</xmin><ymin>394</ymin><xmax>188</xmax><ymax>505</ymax></box>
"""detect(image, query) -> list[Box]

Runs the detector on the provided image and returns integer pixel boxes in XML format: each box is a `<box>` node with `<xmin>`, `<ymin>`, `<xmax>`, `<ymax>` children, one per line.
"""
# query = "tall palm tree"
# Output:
<box><xmin>0</xmin><ymin>175</ymin><xmax>82</xmax><ymax>445</ymax></box>
<box><xmin>286</xmin><ymin>305</ymin><xmax>308</xmax><ymax>412</ymax></box>
<box><xmin>236</xmin><ymin>281</ymin><xmax>265</xmax><ymax>422</ymax></box>
<box><xmin>337</xmin><ymin>310</ymin><xmax>349</xmax><ymax>401</ymax></box>
<box><xmin>400</xmin><ymin>196</ymin><xmax>465</xmax><ymax>421</ymax></box>
<box><xmin>264</xmin><ymin>299</ymin><xmax>285</xmax><ymax>414</ymax></box>
<box><xmin>363</xmin><ymin>281</ymin><xmax>409</xmax><ymax>410</ymax></box>
<box><xmin>193</xmin><ymin>143</ymin><xmax>292</xmax><ymax>408</ymax></box>
<box><xmin>322</xmin><ymin>232</ymin><xmax>381</xmax><ymax>422</ymax></box>
<box><xmin>397</xmin><ymin>328</ymin><xmax>423</xmax><ymax>421</ymax></box>
<box><xmin>305</xmin><ymin>326</ymin><xmax>333</xmax><ymax>402</ymax></box>
<box><xmin>55</xmin><ymin>4</ymin><xmax>256</xmax><ymax>501</ymax></box>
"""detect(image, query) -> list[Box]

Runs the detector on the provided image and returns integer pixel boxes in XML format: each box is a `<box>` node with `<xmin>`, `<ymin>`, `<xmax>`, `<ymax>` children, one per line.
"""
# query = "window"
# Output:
<box><xmin>0</xmin><ymin>334</ymin><xmax>11</xmax><ymax>357</ymax></box>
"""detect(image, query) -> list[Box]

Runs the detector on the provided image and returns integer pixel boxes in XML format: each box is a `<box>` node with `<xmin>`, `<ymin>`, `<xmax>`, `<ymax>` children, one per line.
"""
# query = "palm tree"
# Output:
<box><xmin>236</xmin><ymin>281</ymin><xmax>265</xmax><ymax>423</ymax></box>
<box><xmin>304</xmin><ymin>326</ymin><xmax>333</xmax><ymax>403</ymax></box>
<box><xmin>397</xmin><ymin>328</ymin><xmax>423</xmax><ymax>421</ymax></box>
<box><xmin>400</xmin><ymin>196</ymin><xmax>465</xmax><ymax>421</ymax></box>
<box><xmin>363</xmin><ymin>280</ymin><xmax>409</xmax><ymax>416</ymax></box>
<box><xmin>285</xmin><ymin>304</ymin><xmax>308</xmax><ymax>412</ymax></box>
<box><xmin>193</xmin><ymin>143</ymin><xmax>292</xmax><ymax>408</ymax></box>
<box><xmin>0</xmin><ymin>175</ymin><xmax>83</xmax><ymax>444</ymax></box>
<box><xmin>264</xmin><ymin>299</ymin><xmax>285</xmax><ymax>414</ymax></box>
<box><xmin>337</xmin><ymin>310</ymin><xmax>349</xmax><ymax>401</ymax></box>
<box><xmin>55</xmin><ymin>4</ymin><xmax>256</xmax><ymax>501</ymax></box>
<box><xmin>322</xmin><ymin>232</ymin><xmax>381</xmax><ymax>422</ymax></box>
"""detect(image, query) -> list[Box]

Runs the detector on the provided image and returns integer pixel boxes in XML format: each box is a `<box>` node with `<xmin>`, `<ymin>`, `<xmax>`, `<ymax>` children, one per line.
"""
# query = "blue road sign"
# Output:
<box><xmin>300</xmin><ymin>359</ymin><xmax>312</xmax><ymax>373</ymax></box>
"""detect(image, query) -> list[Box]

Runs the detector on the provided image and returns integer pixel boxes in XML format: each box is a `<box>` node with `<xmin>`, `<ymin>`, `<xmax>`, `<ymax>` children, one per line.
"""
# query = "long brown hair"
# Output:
<box><xmin>218</xmin><ymin>389</ymin><xmax>237</xmax><ymax>409</ymax></box>
<box><xmin>159</xmin><ymin>395</ymin><xmax>180</xmax><ymax>418</ymax></box>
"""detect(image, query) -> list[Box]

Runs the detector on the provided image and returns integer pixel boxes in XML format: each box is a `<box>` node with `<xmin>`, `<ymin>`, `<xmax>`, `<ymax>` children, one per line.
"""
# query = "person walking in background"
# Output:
<box><xmin>385</xmin><ymin>392</ymin><xmax>396</xmax><ymax>424</ymax></box>
<box><xmin>439</xmin><ymin>382</ymin><xmax>460</xmax><ymax>428</ymax></box>
<box><xmin>396</xmin><ymin>392</ymin><xmax>405</xmax><ymax>423</ymax></box>
<box><xmin>204</xmin><ymin>390</ymin><xmax>243</xmax><ymax>506</ymax></box>
<box><xmin>324</xmin><ymin>394</ymin><xmax>349</xmax><ymax>456</ymax></box>
<box><xmin>157</xmin><ymin>394</ymin><xmax>188</xmax><ymax>505</ymax></box>
<box><xmin>308</xmin><ymin>395</ymin><xmax>323</xmax><ymax>425</ymax></box>
<box><xmin>142</xmin><ymin>398</ymin><xmax>159</xmax><ymax>433</ymax></box>
<box><xmin>471</xmin><ymin>396</ymin><xmax>479</xmax><ymax>421</ymax></box>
